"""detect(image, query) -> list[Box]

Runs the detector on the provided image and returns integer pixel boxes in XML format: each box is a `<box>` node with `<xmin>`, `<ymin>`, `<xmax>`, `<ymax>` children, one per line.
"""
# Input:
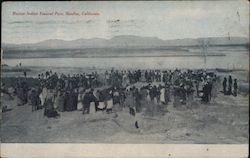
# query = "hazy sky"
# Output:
<box><xmin>2</xmin><ymin>1</ymin><xmax>249</xmax><ymax>44</ymax></box>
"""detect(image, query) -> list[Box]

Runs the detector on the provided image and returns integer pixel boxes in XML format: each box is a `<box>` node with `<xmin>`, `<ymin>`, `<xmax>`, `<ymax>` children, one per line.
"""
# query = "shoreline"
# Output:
<box><xmin>3</xmin><ymin>53</ymin><xmax>226</xmax><ymax>59</ymax></box>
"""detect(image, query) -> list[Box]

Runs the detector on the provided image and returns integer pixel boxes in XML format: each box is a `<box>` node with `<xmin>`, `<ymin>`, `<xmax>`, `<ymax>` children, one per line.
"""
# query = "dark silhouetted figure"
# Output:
<box><xmin>23</xmin><ymin>71</ymin><xmax>27</xmax><ymax>78</ymax></box>
<box><xmin>135</xmin><ymin>121</ymin><xmax>139</xmax><ymax>129</ymax></box>
<box><xmin>227</xmin><ymin>76</ymin><xmax>232</xmax><ymax>95</ymax></box>
<box><xmin>222</xmin><ymin>78</ymin><xmax>227</xmax><ymax>95</ymax></box>
<box><xmin>233</xmin><ymin>79</ymin><xmax>238</xmax><ymax>97</ymax></box>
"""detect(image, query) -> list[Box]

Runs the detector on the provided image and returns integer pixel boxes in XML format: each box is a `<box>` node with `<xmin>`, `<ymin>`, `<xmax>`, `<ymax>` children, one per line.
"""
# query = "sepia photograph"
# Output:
<box><xmin>1</xmin><ymin>1</ymin><xmax>249</xmax><ymax>157</ymax></box>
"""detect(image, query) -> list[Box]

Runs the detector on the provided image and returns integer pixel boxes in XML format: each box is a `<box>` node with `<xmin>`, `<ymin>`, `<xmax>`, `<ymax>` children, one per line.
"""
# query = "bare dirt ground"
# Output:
<box><xmin>1</xmin><ymin>92</ymin><xmax>248</xmax><ymax>143</ymax></box>
<box><xmin>1</xmin><ymin>67</ymin><xmax>249</xmax><ymax>143</ymax></box>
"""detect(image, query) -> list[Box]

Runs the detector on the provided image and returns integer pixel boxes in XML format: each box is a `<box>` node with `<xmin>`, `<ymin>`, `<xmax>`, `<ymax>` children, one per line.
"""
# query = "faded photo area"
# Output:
<box><xmin>1</xmin><ymin>1</ymin><xmax>249</xmax><ymax>143</ymax></box>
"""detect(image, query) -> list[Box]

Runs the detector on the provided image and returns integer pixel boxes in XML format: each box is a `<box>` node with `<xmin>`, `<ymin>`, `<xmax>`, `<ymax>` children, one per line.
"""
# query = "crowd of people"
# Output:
<box><xmin>2</xmin><ymin>68</ymin><xmax>238</xmax><ymax>120</ymax></box>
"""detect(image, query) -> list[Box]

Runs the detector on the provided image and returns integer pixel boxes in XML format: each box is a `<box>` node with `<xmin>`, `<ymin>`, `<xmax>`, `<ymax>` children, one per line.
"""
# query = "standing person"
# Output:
<box><xmin>146</xmin><ymin>88</ymin><xmax>151</xmax><ymax>102</ymax></box>
<box><xmin>211</xmin><ymin>78</ymin><xmax>218</xmax><ymax>103</ymax></box>
<box><xmin>64</xmin><ymin>89</ymin><xmax>77</xmax><ymax>111</ymax></box>
<box><xmin>160</xmin><ymin>86</ymin><xmax>166</xmax><ymax>105</ymax></box>
<box><xmin>45</xmin><ymin>71</ymin><xmax>50</xmax><ymax>79</ymax></box>
<box><xmin>19</xmin><ymin>81</ymin><xmax>29</xmax><ymax>106</ymax></box>
<box><xmin>227</xmin><ymin>75</ymin><xmax>233</xmax><ymax>95</ymax></box>
<box><xmin>97</xmin><ymin>91</ymin><xmax>106</xmax><ymax>111</ymax></box>
<box><xmin>186</xmin><ymin>85</ymin><xmax>194</xmax><ymax>106</ymax></box>
<box><xmin>125</xmin><ymin>88</ymin><xmax>135</xmax><ymax>109</ymax></box>
<box><xmin>77</xmin><ymin>88</ymin><xmax>85</xmax><ymax>111</ymax></box>
<box><xmin>150</xmin><ymin>85</ymin><xmax>158</xmax><ymax>104</ymax></box>
<box><xmin>39</xmin><ymin>86</ymin><xmax>48</xmax><ymax>107</ymax></box>
<box><xmin>233</xmin><ymin>79</ymin><xmax>238</xmax><ymax>97</ymax></box>
<box><xmin>23</xmin><ymin>71</ymin><xmax>27</xmax><ymax>78</ymax></box>
<box><xmin>207</xmin><ymin>81</ymin><xmax>213</xmax><ymax>102</ymax></box>
<box><xmin>82</xmin><ymin>91</ymin><xmax>90</xmax><ymax>114</ymax></box>
<box><xmin>202</xmin><ymin>82</ymin><xmax>210</xmax><ymax>103</ymax></box>
<box><xmin>173</xmin><ymin>86</ymin><xmax>181</xmax><ymax>107</ymax></box>
<box><xmin>54</xmin><ymin>89</ymin><xmax>65</xmax><ymax>112</ymax></box>
<box><xmin>30</xmin><ymin>88</ymin><xmax>40</xmax><ymax>112</ymax></box>
<box><xmin>134</xmin><ymin>88</ymin><xmax>142</xmax><ymax>113</ymax></box>
<box><xmin>179</xmin><ymin>83</ymin><xmax>186</xmax><ymax>105</ymax></box>
<box><xmin>44</xmin><ymin>89</ymin><xmax>59</xmax><ymax>118</ymax></box>
<box><xmin>106</xmin><ymin>89</ymin><xmax>114</xmax><ymax>113</ymax></box>
<box><xmin>222</xmin><ymin>77</ymin><xmax>227</xmax><ymax>95</ymax></box>
<box><xmin>113</xmin><ymin>87</ymin><xmax>120</xmax><ymax>105</ymax></box>
<box><xmin>119</xmin><ymin>89</ymin><xmax>126</xmax><ymax>108</ymax></box>
<box><xmin>41</xmin><ymin>73</ymin><xmax>44</xmax><ymax>79</ymax></box>
<box><xmin>164</xmin><ymin>84</ymin><xmax>171</xmax><ymax>105</ymax></box>
<box><xmin>105</xmin><ymin>71</ymin><xmax>110</xmax><ymax>86</ymax></box>
<box><xmin>73</xmin><ymin>88</ymin><xmax>79</xmax><ymax>110</ymax></box>
<box><xmin>195</xmin><ymin>81</ymin><xmax>200</xmax><ymax>97</ymax></box>
<box><xmin>89</xmin><ymin>89</ymin><xmax>97</xmax><ymax>114</ymax></box>
<box><xmin>145</xmin><ymin>70</ymin><xmax>149</xmax><ymax>82</ymax></box>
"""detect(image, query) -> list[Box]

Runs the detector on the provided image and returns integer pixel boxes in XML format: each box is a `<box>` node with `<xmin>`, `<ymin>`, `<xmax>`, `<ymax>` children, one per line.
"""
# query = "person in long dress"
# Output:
<box><xmin>227</xmin><ymin>75</ymin><xmax>233</xmax><ymax>95</ymax></box>
<box><xmin>164</xmin><ymin>84</ymin><xmax>171</xmax><ymax>105</ymax></box>
<box><xmin>146</xmin><ymin>89</ymin><xmax>151</xmax><ymax>102</ymax></box>
<box><xmin>233</xmin><ymin>79</ymin><xmax>238</xmax><ymax>97</ymax></box>
<box><xmin>39</xmin><ymin>87</ymin><xmax>48</xmax><ymax>107</ymax></box>
<box><xmin>87</xmin><ymin>89</ymin><xmax>96</xmax><ymax>114</ymax></box>
<box><xmin>30</xmin><ymin>88</ymin><xmax>40</xmax><ymax>112</ymax></box>
<box><xmin>106</xmin><ymin>90</ymin><xmax>113</xmax><ymax>113</ymax></box>
<box><xmin>54</xmin><ymin>90</ymin><xmax>65</xmax><ymax>112</ymax></box>
<box><xmin>44</xmin><ymin>89</ymin><xmax>59</xmax><ymax>118</ymax></box>
<box><xmin>64</xmin><ymin>88</ymin><xmax>77</xmax><ymax>111</ymax></box>
<box><xmin>89</xmin><ymin>101</ymin><xmax>96</xmax><ymax>114</ymax></box>
<box><xmin>77</xmin><ymin>87</ymin><xmax>85</xmax><ymax>110</ymax></box>
<box><xmin>82</xmin><ymin>91</ymin><xmax>91</xmax><ymax>114</ymax></box>
<box><xmin>211</xmin><ymin>79</ymin><xmax>218</xmax><ymax>103</ymax></box>
<box><xmin>160</xmin><ymin>87</ymin><xmax>165</xmax><ymax>105</ymax></box>
<box><xmin>125</xmin><ymin>88</ymin><xmax>134</xmax><ymax>108</ymax></box>
<box><xmin>222</xmin><ymin>77</ymin><xmax>227</xmax><ymax>95</ymax></box>
<box><xmin>186</xmin><ymin>84</ymin><xmax>194</xmax><ymax>106</ymax></box>
<box><xmin>97</xmin><ymin>91</ymin><xmax>106</xmax><ymax>110</ymax></box>
<box><xmin>134</xmin><ymin>88</ymin><xmax>142</xmax><ymax>113</ymax></box>
<box><xmin>173</xmin><ymin>86</ymin><xmax>181</xmax><ymax>107</ymax></box>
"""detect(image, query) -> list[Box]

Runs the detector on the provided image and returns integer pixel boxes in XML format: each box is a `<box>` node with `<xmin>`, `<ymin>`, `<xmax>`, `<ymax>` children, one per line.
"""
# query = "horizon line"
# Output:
<box><xmin>2</xmin><ymin>35</ymin><xmax>249</xmax><ymax>45</ymax></box>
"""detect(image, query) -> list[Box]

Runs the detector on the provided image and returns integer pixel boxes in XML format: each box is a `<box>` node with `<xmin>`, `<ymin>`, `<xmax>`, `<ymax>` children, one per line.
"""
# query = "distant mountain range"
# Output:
<box><xmin>2</xmin><ymin>35</ymin><xmax>249</xmax><ymax>50</ymax></box>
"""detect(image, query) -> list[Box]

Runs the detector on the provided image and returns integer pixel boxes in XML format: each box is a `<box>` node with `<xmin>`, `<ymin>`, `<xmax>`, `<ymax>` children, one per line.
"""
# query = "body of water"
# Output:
<box><xmin>2</xmin><ymin>51</ymin><xmax>249</xmax><ymax>70</ymax></box>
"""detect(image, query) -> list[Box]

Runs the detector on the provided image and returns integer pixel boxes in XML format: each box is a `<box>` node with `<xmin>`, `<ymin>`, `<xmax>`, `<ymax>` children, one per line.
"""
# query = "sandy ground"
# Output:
<box><xmin>1</xmin><ymin>91</ymin><xmax>248</xmax><ymax>143</ymax></box>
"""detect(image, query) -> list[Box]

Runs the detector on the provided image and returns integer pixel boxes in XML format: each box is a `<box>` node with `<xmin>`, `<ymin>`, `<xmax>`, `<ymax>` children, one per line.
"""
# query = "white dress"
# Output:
<box><xmin>107</xmin><ymin>99</ymin><xmax>113</xmax><ymax>109</ymax></box>
<box><xmin>77</xmin><ymin>94</ymin><xmax>83</xmax><ymax>110</ymax></box>
<box><xmin>146</xmin><ymin>90</ymin><xmax>151</xmax><ymax>101</ymax></box>
<box><xmin>160</xmin><ymin>88</ymin><xmax>165</xmax><ymax>103</ymax></box>
<box><xmin>98</xmin><ymin>102</ymin><xmax>105</xmax><ymax>109</ymax></box>
<box><xmin>77</xmin><ymin>87</ymin><xmax>85</xmax><ymax>110</ymax></box>
<box><xmin>89</xmin><ymin>102</ymin><xmax>96</xmax><ymax>114</ymax></box>
<box><xmin>153</xmin><ymin>97</ymin><xmax>158</xmax><ymax>104</ymax></box>
<box><xmin>39</xmin><ymin>87</ymin><xmax>48</xmax><ymax>106</ymax></box>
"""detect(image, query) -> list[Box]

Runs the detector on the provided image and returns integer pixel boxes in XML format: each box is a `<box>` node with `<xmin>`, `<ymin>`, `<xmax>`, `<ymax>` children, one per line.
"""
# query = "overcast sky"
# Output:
<box><xmin>2</xmin><ymin>1</ymin><xmax>249</xmax><ymax>44</ymax></box>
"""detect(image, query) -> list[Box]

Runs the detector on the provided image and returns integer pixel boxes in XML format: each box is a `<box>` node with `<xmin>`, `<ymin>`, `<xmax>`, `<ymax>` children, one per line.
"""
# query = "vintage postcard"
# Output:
<box><xmin>1</xmin><ymin>1</ymin><xmax>249</xmax><ymax>157</ymax></box>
